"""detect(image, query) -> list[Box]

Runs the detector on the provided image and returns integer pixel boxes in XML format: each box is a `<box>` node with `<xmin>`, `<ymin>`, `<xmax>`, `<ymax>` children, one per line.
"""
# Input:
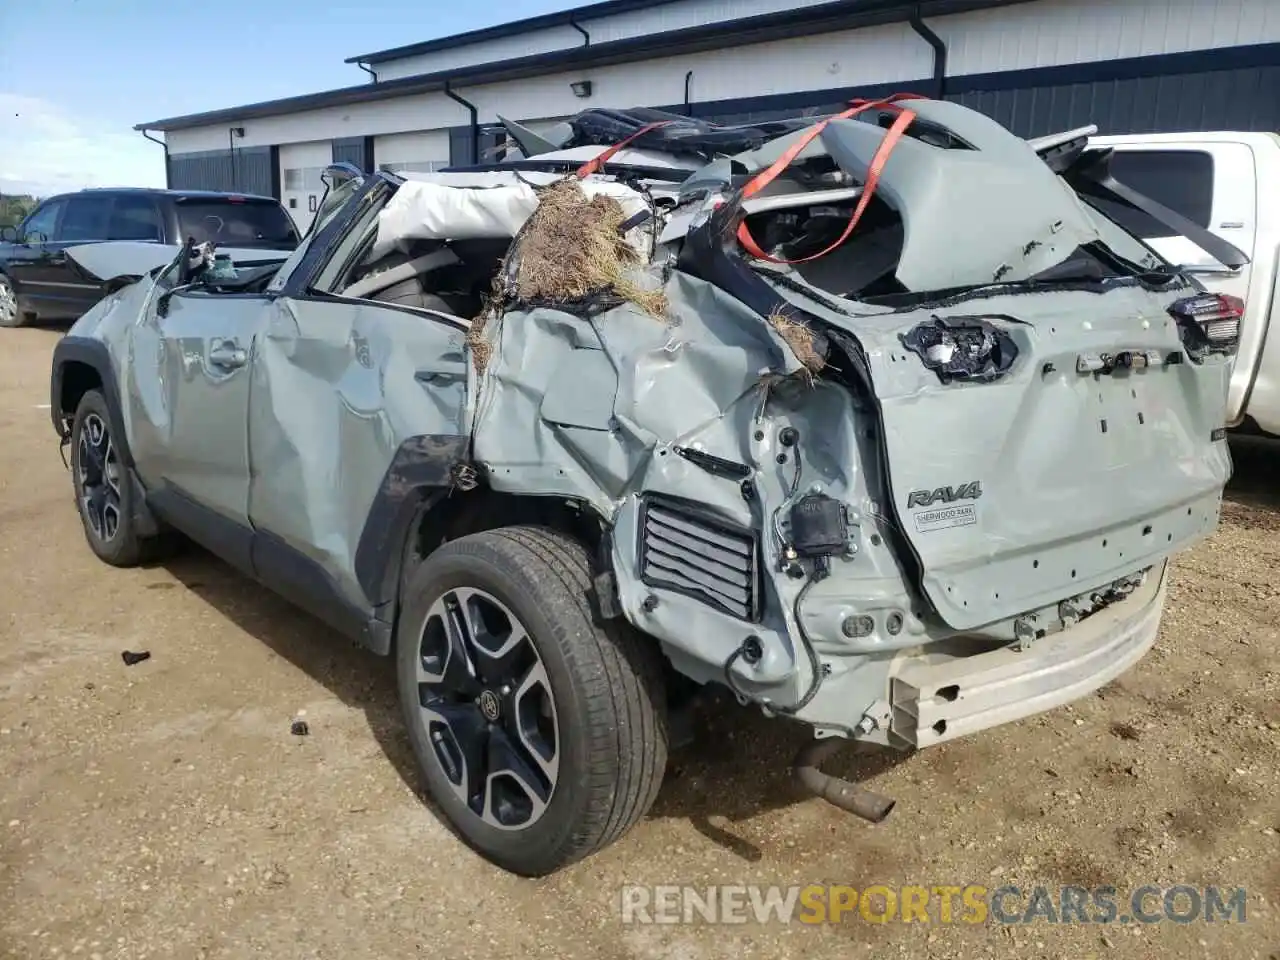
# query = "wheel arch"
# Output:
<box><xmin>353</xmin><ymin>435</ymin><xmax>612</xmax><ymax>656</ymax></box>
<box><xmin>49</xmin><ymin>337</ymin><xmax>131</xmax><ymax>459</ymax></box>
<box><xmin>0</xmin><ymin>267</ymin><xmax>26</xmax><ymax>324</ymax></box>
<box><xmin>53</xmin><ymin>340</ymin><xmax>162</xmax><ymax>544</ymax></box>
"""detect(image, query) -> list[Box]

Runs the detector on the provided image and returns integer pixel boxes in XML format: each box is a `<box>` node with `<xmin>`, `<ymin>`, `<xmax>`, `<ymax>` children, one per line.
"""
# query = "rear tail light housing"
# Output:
<box><xmin>899</xmin><ymin>316</ymin><xmax>1019</xmax><ymax>384</ymax></box>
<box><xmin>1168</xmin><ymin>293</ymin><xmax>1243</xmax><ymax>360</ymax></box>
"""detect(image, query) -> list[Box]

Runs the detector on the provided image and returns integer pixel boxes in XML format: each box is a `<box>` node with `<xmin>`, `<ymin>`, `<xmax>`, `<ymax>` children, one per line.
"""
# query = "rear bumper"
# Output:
<box><xmin>887</xmin><ymin>561</ymin><xmax>1167</xmax><ymax>748</ymax></box>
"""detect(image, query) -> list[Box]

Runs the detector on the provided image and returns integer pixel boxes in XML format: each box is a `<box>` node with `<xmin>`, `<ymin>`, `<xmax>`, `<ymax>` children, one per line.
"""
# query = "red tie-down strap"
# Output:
<box><xmin>736</xmin><ymin>92</ymin><xmax>926</xmax><ymax>265</ymax></box>
<box><xmin>574</xmin><ymin>120</ymin><xmax>676</xmax><ymax>178</ymax></box>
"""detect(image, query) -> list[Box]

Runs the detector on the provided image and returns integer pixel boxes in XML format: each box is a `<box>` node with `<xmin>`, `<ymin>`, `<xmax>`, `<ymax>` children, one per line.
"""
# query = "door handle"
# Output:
<box><xmin>209</xmin><ymin>340</ymin><xmax>247</xmax><ymax>369</ymax></box>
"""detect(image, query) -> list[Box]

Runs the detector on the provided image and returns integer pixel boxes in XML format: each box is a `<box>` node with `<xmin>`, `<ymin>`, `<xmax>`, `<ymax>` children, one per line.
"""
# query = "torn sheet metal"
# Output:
<box><xmin>818</xmin><ymin>101</ymin><xmax>1103</xmax><ymax>291</ymax></box>
<box><xmin>469</xmin><ymin>268</ymin><xmax>823</xmax><ymax>694</ymax></box>
<box><xmin>471</xmin><ymin>270</ymin><xmax>800</xmax><ymax>510</ymax></box>
<box><xmin>457</xmin><ymin>97</ymin><xmax>1231</xmax><ymax>736</ymax></box>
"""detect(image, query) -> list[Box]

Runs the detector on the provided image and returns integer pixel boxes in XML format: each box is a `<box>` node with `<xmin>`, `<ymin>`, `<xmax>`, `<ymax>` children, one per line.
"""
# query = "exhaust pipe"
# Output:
<box><xmin>793</xmin><ymin>736</ymin><xmax>896</xmax><ymax>823</ymax></box>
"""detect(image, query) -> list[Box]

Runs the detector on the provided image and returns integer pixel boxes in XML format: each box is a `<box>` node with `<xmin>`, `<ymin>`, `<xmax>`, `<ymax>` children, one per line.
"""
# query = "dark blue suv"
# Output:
<box><xmin>0</xmin><ymin>188</ymin><xmax>299</xmax><ymax>328</ymax></box>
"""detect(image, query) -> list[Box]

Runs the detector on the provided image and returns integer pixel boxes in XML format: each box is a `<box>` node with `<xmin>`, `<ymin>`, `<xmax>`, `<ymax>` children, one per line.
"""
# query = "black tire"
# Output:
<box><xmin>69</xmin><ymin>389</ymin><xmax>162</xmax><ymax>567</ymax></box>
<box><xmin>0</xmin><ymin>273</ymin><xmax>26</xmax><ymax>328</ymax></box>
<box><xmin>396</xmin><ymin>525</ymin><xmax>668</xmax><ymax>876</ymax></box>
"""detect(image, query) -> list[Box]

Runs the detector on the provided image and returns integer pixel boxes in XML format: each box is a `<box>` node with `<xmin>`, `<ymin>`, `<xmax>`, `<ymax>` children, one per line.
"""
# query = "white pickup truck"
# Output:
<box><xmin>1088</xmin><ymin>132</ymin><xmax>1280</xmax><ymax>437</ymax></box>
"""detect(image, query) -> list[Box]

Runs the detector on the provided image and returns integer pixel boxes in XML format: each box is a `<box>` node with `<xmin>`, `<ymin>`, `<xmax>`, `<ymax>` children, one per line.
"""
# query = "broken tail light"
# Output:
<box><xmin>1168</xmin><ymin>293</ymin><xmax>1243</xmax><ymax>360</ymax></box>
<box><xmin>899</xmin><ymin>316</ymin><xmax>1019</xmax><ymax>384</ymax></box>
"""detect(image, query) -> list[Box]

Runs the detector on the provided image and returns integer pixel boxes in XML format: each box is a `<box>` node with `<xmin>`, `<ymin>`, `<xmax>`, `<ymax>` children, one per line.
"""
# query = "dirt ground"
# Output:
<box><xmin>1</xmin><ymin>325</ymin><xmax>1276</xmax><ymax>960</ymax></box>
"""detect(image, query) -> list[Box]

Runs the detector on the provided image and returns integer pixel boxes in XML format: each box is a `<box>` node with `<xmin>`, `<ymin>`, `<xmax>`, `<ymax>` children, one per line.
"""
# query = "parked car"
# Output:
<box><xmin>1087</xmin><ymin>131</ymin><xmax>1280</xmax><ymax>436</ymax></box>
<box><xmin>0</xmin><ymin>187</ymin><xmax>299</xmax><ymax>328</ymax></box>
<box><xmin>48</xmin><ymin>97</ymin><xmax>1243</xmax><ymax>876</ymax></box>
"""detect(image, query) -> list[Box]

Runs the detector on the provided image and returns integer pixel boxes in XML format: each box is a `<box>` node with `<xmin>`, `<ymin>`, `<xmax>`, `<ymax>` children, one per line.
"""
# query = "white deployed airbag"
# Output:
<box><xmin>369</xmin><ymin>177</ymin><xmax>651</xmax><ymax>261</ymax></box>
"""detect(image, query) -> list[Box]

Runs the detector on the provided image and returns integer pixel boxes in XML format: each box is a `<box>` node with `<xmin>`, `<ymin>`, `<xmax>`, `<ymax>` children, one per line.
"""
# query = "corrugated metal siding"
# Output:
<box><xmin>162</xmin><ymin>0</ymin><xmax>1280</xmax><ymax>149</ymax></box>
<box><xmin>951</xmin><ymin>65</ymin><xmax>1280</xmax><ymax>136</ymax></box>
<box><xmin>161</xmin><ymin>0</ymin><xmax>1280</xmax><ymax>189</ymax></box>
<box><xmin>937</xmin><ymin>0</ymin><xmax>1280</xmax><ymax>75</ymax></box>
<box><xmin>448</xmin><ymin>127</ymin><xmax>470</xmax><ymax>166</ymax></box>
<box><xmin>168</xmin><ymin>146</ymin><xmax>274</xmax><ymax>196</ymax></box>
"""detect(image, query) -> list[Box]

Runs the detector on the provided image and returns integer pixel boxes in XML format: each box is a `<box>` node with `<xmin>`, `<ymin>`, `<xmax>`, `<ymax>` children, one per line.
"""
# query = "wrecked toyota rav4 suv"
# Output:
<box><xmin>49</xmin><ymin>97</ymin><xmax>1245</xmax><ymax>876</ymax></box>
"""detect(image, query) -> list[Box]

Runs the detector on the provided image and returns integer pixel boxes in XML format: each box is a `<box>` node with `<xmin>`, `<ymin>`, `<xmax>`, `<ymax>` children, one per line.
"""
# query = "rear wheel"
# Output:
<box><xmin>70</xmin><ymin>390</ymin><xmax>166</xmax><ymax>567</ymax></box>
<box><xmin>0</xmin><ymin>274</ymin><xmax>26</xmax><ymax>328</ymax></box>
<box><xmin>396</xmin><ymin>526</ymin><xmax>668</xmax><ymax>876</ymax></box>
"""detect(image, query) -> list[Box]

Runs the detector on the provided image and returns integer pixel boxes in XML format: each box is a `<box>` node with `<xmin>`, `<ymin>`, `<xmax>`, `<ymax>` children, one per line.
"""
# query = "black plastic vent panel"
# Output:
<box><xmin>639</xmin><ymin>495</ymin><xmax>760</xmax><ymax>622</ymax></box>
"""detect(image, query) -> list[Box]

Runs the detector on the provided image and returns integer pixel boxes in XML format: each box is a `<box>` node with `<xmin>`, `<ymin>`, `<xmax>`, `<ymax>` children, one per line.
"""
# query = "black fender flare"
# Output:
<box><xmin>49</xmin><ymin>335</ymin><xmax>159</xmax><ymax>538</ymax></box>
<box><xmin>50</xmin><ymin>336</ymin><xmax>125</xmax><ymax>447</ymax></box>
<box><xmin>353</xmin><ymin>434</ymin><xmax>473</xmax><ymax>612</ymax></box>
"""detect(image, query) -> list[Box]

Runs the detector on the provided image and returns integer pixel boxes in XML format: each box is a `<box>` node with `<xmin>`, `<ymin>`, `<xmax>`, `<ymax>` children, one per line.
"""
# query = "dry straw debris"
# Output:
<box><xmin>767</xmin><ymin>311</ymin><xmax>826</xmax><ymax>377</ymax></box>
<box><xmin>513</xmin><ymin>178</ymin><xmax>667</xmax><ymax>317</ymax></box>
<box><xmin>465</xmin><ymin>311</ymin><xmax>492</xmax><ymax>374</ymax></box>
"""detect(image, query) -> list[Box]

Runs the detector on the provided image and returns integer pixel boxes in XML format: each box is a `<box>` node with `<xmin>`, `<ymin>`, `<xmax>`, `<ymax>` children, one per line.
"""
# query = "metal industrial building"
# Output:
<box><xmin>136</xmin><ymin>0</ymin><xmax>1280</xmax><ymax>231</ymax></box>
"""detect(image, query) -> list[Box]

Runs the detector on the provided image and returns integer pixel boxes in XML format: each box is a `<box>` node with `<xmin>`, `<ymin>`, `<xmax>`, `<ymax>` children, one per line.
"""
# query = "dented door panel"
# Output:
<box><xmin>247</xmin><ymin>297</ymin><xmax>471</xmax><ymax>610</ymax></box>
<box><xmin>127</xmin><ymin>289</ymin><xmax>268</xmax><ymax>526</ymax></box>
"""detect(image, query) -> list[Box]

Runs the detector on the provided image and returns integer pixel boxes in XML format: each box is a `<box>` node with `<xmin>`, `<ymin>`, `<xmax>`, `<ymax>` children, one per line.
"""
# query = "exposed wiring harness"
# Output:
<box><xmin>725</xmin><ymin>421</ymin><xmax>829</xmax><ymax>716</ymax></box>
<box><xmin>722</xmin><ymin>558</ymin><xmax>829</xmax><ymax>716</ymax></box>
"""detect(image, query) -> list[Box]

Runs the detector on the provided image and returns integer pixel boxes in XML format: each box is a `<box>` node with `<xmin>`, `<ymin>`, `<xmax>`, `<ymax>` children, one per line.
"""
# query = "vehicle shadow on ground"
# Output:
<box><xmin>159</xmin><ymin>551</ymin><xmax>899</xmax><ymax>862</ymax></box>
<box><xmin>1225</xmin><ymin>434</ymin><xmax>1280</xmax><ymax>510</ymax></box>
<box><xmin>160</xmin><ymin>551</ymin><xmax>428</xmax><ymax>804</ymax></box>
<box><xmin>648</xmin><ymin>690</ymin><xmax>910</xmax><ymax>862</ymax></box>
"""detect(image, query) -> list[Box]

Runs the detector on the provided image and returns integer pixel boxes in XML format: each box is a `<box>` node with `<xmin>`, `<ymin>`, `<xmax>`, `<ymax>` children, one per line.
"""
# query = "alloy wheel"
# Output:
<box><xmin>0</xmin><ymin>280</ymin><xmax>17</xmax><ymax>326</ymax></box>
<box><xmin>415</xmin><ymin>587</ymin><xmax>560</xmax><ymax>830</ymax></box>
<box><xmin>77</xmin><ymin>413</ymin><xmax>123</xmax><ymax>543</ymax></box>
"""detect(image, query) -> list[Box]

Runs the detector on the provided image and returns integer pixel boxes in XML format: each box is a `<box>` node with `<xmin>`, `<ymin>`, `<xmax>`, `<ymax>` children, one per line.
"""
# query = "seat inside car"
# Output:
<box><xmin>345</xmin><ymin>236</ymin><xmax>510</xmax><ymax>319</ymax></box>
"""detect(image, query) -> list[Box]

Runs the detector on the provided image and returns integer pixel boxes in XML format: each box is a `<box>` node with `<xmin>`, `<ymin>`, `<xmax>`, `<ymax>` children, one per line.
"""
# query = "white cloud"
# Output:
<box><xmin>0</xmin><ymin>93</ymin><xmax>165</xmax><ymax>198</ymax></box>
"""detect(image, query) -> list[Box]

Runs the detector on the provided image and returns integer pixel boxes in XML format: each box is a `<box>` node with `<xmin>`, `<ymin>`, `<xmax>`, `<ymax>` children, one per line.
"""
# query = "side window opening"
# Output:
<box><xmin>306</xmin><ymin>181</ymin><xmax>474</xmax><ymax>318</ymax></box>
<box><xmin>312</xmin><ymin>188</ymin><xmax>394</xmax><ymax>295</ymax></box>
<box><xmin>312</xmin><ymin>181</ymin><xmax>512</xmax><ymax>321</ymax></box>
<box><xmin>60</xmin><ymin>194</ymin><xmax>115</xmax><ymax>243</ymax></box>
<box><xmin>107</xmin><ymin>195</ymin><xmax>163</xmax><ymax>242</ymax></box>
<box><xmin>1086</xmin><ymin>149</ymin><xmax>1215</xmax><ymax>239</ymax></box>
<box><xmin>341</xmin><ymin>237</ymin><xmax>508</xmax><ymax>319</ymax></box>
<box><xmin>22</xmin><ymin>199</ymin><xmax>64</xmax><ymax>240</ymax></box>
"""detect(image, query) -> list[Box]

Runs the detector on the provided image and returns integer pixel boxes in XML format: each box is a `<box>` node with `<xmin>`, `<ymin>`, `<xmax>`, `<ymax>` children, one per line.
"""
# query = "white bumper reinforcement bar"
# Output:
<box><xmin>888</xmin><ymin>562</ymin><xmax>1167</xmax><ymax>748</ymax></box>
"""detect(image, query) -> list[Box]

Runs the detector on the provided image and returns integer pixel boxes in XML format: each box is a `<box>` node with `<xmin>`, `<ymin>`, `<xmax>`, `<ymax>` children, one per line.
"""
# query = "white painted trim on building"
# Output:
<box><xmin>372</xmin><ymin>0</ymin><xmax>845</xmax><ymax>81</ymax></box>
<box><xmin>166</xmin><ymin>19</ymin><xmax>930</xmax><ymax>153</ymax></box>
<box><xmin>163</xmin><ymin>0</ymin><xmax>1280</xmax><ymax>161</ymax></box>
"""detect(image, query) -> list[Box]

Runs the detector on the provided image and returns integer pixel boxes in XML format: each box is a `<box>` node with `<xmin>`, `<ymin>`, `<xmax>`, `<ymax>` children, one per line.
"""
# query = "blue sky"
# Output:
<box><xmin>0</xmin><ymin>0</ymin><xmax>586</xmax><ymax>196</ymax></box>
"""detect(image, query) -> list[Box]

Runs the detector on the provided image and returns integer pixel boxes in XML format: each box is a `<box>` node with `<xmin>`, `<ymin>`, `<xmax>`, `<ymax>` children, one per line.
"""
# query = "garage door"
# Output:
<box><xmin>279</xmin><ymin>140</ymin><xmax>334</xmax><ymax>233</ymax></box>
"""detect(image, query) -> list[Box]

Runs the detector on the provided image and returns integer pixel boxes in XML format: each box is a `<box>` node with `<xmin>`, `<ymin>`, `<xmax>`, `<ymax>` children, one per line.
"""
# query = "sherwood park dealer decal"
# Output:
<box><xmin>907</xmin><ymin>481</ymin><xmax>982</xmax><ymax>533</ymax></box>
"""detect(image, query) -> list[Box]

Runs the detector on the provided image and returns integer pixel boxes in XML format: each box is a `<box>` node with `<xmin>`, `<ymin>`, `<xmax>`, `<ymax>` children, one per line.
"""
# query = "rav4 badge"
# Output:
<box><xmin>906</xmin><ymin>481</ymin><xmax>983</xmax><ymax>509</ymax></box>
